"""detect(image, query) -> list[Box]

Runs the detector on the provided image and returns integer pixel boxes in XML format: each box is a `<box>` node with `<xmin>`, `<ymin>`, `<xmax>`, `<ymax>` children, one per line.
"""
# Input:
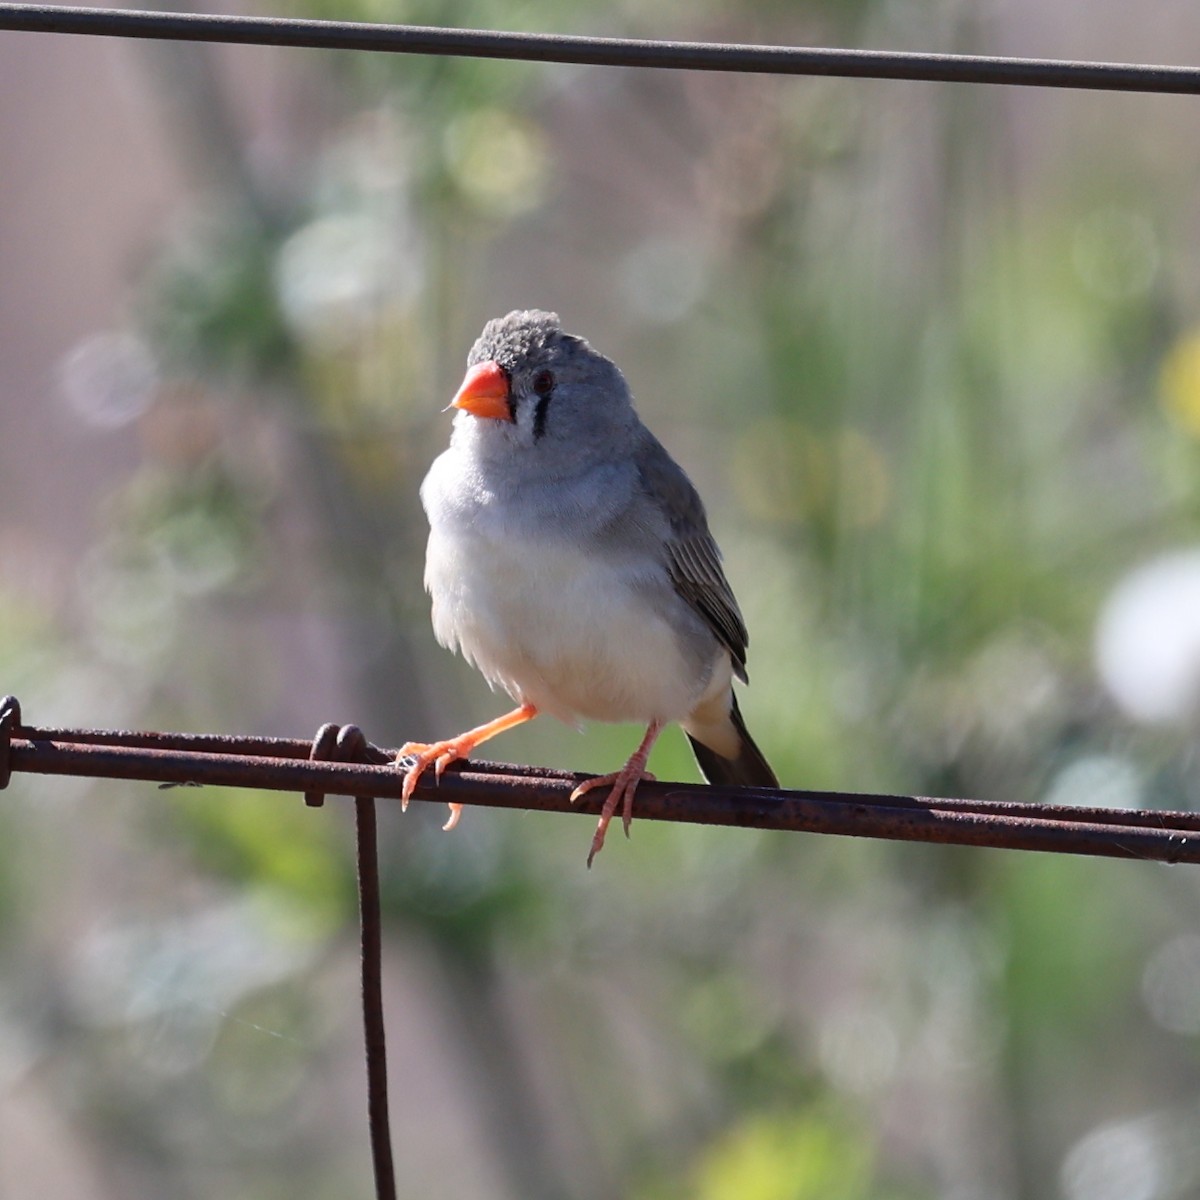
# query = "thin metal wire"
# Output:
<box><xmin>354</xmin><ymin>793</ymin><xmax>395</xmax><ymax>1200</ymax></box>
<box><xmin>2</xmin><ymin>3</ymin><xmax>1200</xmax><ymax>94</ymax></box>
<box><xmin>307</xmin><ymin>722</ymin><xmax>395</xmax><ymax>1200</ymax></box>
<box><xmin>1</xmin><ymin>698</ymin><xmax>1197</xmax><ymax>864</ymax></box>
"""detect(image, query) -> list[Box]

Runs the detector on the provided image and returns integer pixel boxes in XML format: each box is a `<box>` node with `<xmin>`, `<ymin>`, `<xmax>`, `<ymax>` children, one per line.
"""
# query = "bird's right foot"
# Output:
<box><xmin>395</xmin><ymin>702</ymin><xmax>539</xmax><ymax>832</ymax></box>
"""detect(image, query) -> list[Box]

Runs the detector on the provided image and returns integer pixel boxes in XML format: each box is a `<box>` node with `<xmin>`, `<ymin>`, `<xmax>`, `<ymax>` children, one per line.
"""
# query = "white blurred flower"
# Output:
<box><xmin>1095</xmin><ymin>550</ymin><xmax>1200</xmax><ymax>724</ymax></box>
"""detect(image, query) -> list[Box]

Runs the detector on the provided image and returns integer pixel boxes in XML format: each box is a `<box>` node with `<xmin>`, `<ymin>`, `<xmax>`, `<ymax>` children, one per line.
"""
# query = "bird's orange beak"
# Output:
<box><xmin>450</xmin><ymin>361</ymin><xmax>511</xmax><ymax>421</ymax></box>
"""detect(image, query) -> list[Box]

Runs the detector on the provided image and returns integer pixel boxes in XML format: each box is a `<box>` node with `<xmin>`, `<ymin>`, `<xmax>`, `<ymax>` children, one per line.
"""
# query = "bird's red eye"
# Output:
<box><xmin>532</xmin><ymin>370</ymin><xmax>555</xmax><ymax>396</ymax></box>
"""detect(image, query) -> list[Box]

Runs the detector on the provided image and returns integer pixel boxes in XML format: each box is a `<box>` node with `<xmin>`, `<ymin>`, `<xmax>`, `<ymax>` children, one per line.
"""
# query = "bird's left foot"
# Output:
<box><xmin>571</xmin><ymin>741</ymin><xmax>661</xmax><ymax>867</ymax></box>
<box><xmin>571</xmin><ymin>720</ymin><xmax>665</xmax><ymax>867</ymax></box>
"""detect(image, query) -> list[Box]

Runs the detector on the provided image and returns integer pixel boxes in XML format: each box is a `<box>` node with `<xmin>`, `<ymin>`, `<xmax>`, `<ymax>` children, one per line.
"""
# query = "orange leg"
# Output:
<box><xmin>398</xmin><ymin>702</ymin><xmax>538</xmax><ymax>830</ymax></box>
<box><xmin>570</xmin><ymin>720</ymin><xmax>664</xmax><ymax>868</ymax></box>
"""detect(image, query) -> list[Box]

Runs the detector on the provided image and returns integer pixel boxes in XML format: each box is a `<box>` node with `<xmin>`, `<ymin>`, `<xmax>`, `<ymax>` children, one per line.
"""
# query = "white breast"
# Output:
<box><xmin>425</xmin><ymin>523</ymin><xmax>718</xmax><ymax>726</ymax></box>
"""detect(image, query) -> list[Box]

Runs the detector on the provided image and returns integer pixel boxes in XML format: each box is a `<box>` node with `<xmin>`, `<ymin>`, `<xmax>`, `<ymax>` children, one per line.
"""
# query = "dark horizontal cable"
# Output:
<box><xmin>1</xmin><ymin>4</ymin><xmax>1199</xmax><ymax>94</ymax></box>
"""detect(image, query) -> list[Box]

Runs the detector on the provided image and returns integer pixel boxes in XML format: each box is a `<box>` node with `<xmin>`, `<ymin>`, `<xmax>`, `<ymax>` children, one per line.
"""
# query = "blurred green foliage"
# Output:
<box><xmin>140</xmin><ymin>210</ymin><xmax>300</xmax><ymax>385</ymax></box>
<box><xmin>644</xmin><ymin>1105</ymin><xmax>888</xmax><ymax>1200</ymax></box>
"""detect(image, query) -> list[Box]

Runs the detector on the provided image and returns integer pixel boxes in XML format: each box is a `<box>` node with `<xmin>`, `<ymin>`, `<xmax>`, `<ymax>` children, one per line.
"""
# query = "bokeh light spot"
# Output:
<box><xmin>58</xmin><ymin>332</ymin><xmax>158</xmax><ymax>429</ymax></box>
<box><xmin>276</xmin><ymin>212</ymin><xmax>422</xmax><ymax>346</ymax></box>
<box><xmin>1160</xmin><ymin>332</ymin><xmax>1200</xmax><ymax>438</ymax></box>
<box><xmin>618</xmin><ymin>233</ymin><xmax>710</xmax><ymax>324</ymax></box>
<box><xmin>816</xmin><ymin>1003</ymin><xmax>898</xmax><ymax>1096</ymax></box>
<box><xmin>1142</xmin><ymin>936</ymin><xmax>1200</xmax><ymax>1035</ymax></box>
<box><xmin>443</xmin><ymin>107</ymin><xmax>549</xmax><ymax>218</ymax></box>
<box><xmin>1061</xmin><ymin>1116</ymin><xmax>1164</xmax><ymax>1200</ymax></box>
<box><xmin>1042</xmin><ymin>754</ymin><xmax>1142</xmax><ymax>810</ymax></box>
<box><xmin>1095</xmin><ymin>550</ymin><xmax>1200</xmax><ymax>724</ymax></box>
<box><xmin>834</xmin><ymin>427</ymin><xmax>890</xmax><ymax>529</ymax></box>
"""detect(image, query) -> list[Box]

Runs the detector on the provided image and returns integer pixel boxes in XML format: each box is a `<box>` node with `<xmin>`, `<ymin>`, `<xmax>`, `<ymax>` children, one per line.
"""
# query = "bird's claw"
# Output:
<box><xmin>569</xmin><ymin>769</ymin><xmax>656</xmax><ymax>806</ymax></box>
<box><xmin>395</xmin><ymin>739</ymin><xmax>467</xmax><ymax>831</ymax></box>
<box><xmin>571</xmin><ymin>768</ymin><xmax>656</xmax><ymax>867</ymax></box>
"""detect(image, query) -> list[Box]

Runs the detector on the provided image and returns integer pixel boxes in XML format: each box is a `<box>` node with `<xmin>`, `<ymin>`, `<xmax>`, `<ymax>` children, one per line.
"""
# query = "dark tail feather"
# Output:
<box><xmin>687</xmin><ymin>694</ymin><xmax>779</xmax><ymax>789</ymax></box>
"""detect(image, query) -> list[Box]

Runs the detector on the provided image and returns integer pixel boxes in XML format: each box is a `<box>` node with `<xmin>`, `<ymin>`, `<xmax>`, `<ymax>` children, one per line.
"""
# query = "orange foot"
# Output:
<box><xmin>570</xmin><ymin>719</ymin><xmax>664</xmax><ymax>867</ymax></box>
<box><xmin>396</xmin><ymin>702</ymin><xmax>537</xmax><ymax>831</ymax></box>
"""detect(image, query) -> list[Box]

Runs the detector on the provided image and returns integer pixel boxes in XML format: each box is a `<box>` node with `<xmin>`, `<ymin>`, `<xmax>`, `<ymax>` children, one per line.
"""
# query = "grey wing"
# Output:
<box><xmin>635</xmin><ymin>433</ymin><xmax>750</xmax><ymax>683</ymax></box>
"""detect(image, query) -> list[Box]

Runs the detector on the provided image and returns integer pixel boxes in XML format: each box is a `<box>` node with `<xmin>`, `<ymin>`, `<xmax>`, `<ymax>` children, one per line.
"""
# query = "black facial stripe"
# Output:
<box><xmin>532</xmin><ymin>392</ymin><xmax>551</xmax><ymax>440</ymax></box>
<box><xmin>499</xmin><ymin>365</ymin><xmax>516</xmax><ymax>423</ymax></box>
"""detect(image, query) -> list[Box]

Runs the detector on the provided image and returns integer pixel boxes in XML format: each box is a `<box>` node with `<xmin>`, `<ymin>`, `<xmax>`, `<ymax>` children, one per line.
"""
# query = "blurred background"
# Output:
<box><xmin>2</xmin><ymin>1</ymin><xmax>1200</xmax><ymax>1197</ymax></box>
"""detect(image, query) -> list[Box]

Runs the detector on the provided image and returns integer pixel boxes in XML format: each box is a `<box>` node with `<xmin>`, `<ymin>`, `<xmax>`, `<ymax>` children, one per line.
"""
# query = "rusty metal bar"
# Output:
<box><xmin>1</xmin><ymin>696</ymin><xmax>1196</xmax><ymax>864</ymax></box>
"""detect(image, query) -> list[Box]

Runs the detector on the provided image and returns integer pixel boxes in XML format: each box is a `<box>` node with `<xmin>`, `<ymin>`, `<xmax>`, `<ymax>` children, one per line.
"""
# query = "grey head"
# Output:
<box><xmin>449</xmin><ymin>310</ymin><xmax>641</xmax><ymax>473</ymax></box>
